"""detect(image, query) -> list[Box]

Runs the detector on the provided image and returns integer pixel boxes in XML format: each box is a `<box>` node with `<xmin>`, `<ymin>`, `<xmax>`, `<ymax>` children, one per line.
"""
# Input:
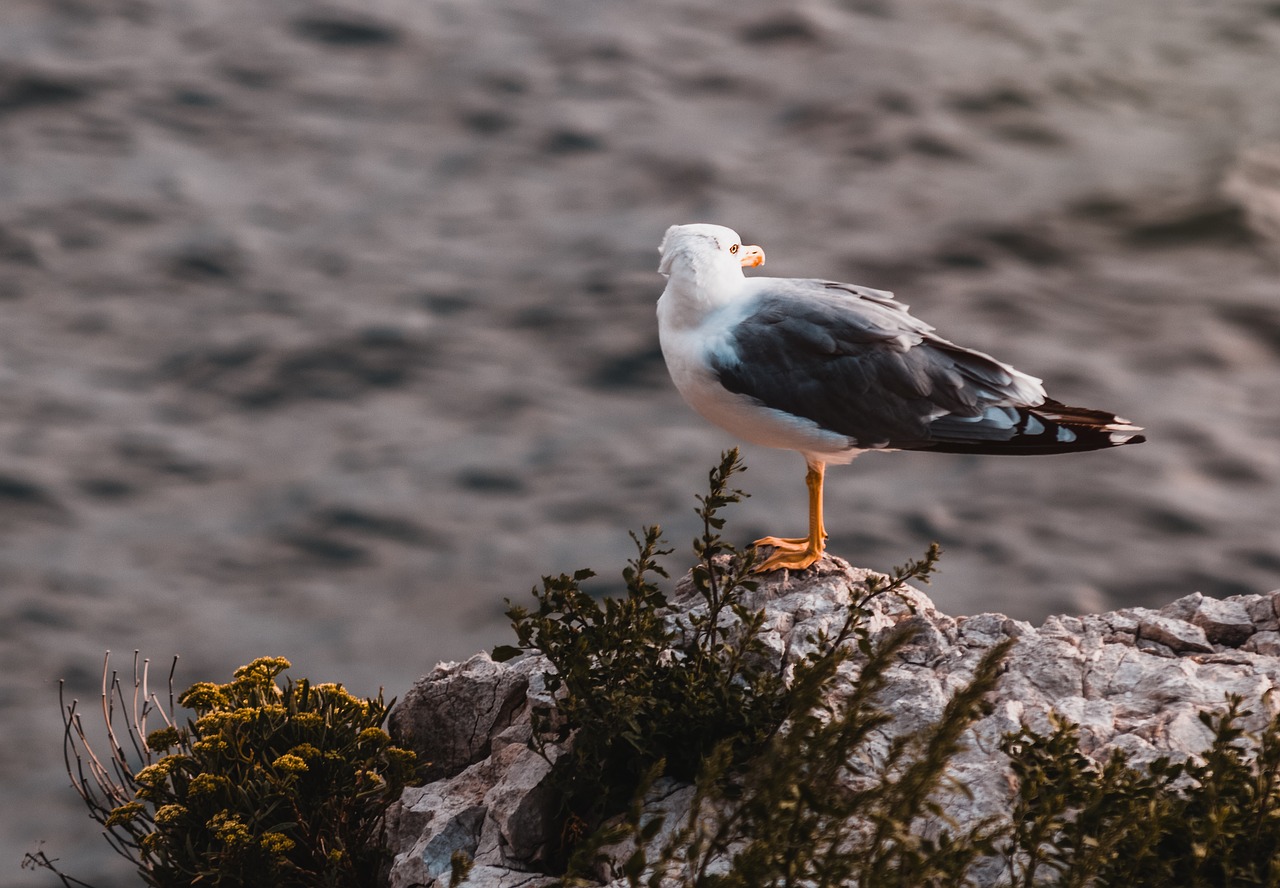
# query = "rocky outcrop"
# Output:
<box><xmin>384</xmin><ymin>558</ymin><xmax>1280</xmax><ymax>888</ymax></box>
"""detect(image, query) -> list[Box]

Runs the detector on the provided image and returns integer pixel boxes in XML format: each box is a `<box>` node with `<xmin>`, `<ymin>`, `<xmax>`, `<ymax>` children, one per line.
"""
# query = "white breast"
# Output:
<box><xmin>657</xmin><ymin>291</ymin><xmax>862</xmax><ymax>464</ymax></box>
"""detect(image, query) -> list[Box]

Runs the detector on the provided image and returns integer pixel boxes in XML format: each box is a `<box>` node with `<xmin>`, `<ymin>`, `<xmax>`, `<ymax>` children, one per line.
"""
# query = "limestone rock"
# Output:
<box><xmin>390</xmin><ymin>653</ymin><xmax>534</xmax><ymax>783</ymax></box>
<box><xmin>1247</xmin><ymin>631</ymin><xmax>1280</xmax><ymax>656</ymax></box>
<box><xmin>385</xmin><ymin>558</ymin><xmax>1280</xmax><ymax>887</ymax></box>
<box><xmin>1161</xmin><ymin>592</ymin><xmax>1256</xmax><ymax>647</ymax></box>
<box><xmin>385</xmin><ymin>735</ymin><xmax>565</xmax><ymax>888</ymax></box>
<box><xmin>1136</xmin><ymin>612</ymin><xmax>1214</xmax><ymax>654</ymax></box>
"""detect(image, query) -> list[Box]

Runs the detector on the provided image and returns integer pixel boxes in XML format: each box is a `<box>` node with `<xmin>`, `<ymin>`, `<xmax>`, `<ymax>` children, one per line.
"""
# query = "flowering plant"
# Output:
<box><xmin>57</xmin><ymin>654</ymin><xmax>416</xmax><ymax>887</ymax></box>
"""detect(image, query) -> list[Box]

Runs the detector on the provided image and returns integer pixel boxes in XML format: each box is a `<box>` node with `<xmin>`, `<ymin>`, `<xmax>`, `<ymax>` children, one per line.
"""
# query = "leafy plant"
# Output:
<box><xmin>1001</xmin><ymin>696</ymin><xmax>1280</xmax><ymax>887</ymax></box>
<box><xmin>503</xmin><ymin>449</ymin><xmax>979</xmax><ymax>878</ymax></box>
<box><xmin>606</xmin><ymin>585</ymin><xmax>1013</xmax><ymax>888</ymax></box>
<box><xmin>599</xmin><ymin>609</ymin><xmax>1280</xmax><ymax>887</ymax></box>
<box><xmin>502</xmin><ymin>452</ymin><xmax>784</xmax><ymax>841</ymax></box>
<box><xmin>501</xmin><ymin>449</ymin><xmax>1280</xmax><ymax>886</ymax></box>
<box><xmin>49</xmin><ymin>654</ymin><xmax>417</xmax><ymax>887</ymax></box>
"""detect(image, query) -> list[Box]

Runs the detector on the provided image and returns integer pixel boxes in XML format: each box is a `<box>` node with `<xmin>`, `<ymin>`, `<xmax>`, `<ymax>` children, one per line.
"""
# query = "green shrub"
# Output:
<box><xmin>502</xmin><ymin>449</ymin><xmax>972</xmax><ymax>877</ymax></box>
<box><xmin>499</xmin><ymin>449</ymin><xmax>1280</xmax><ymax>886</ymax></box>
<box><xmin>601</xmin><ymin>619</ymin><xmax>1013</xmax><ymax>888</ymax></box>
<box><xmin>599</xmin><ymin>605</ymin><xmax>1280</xmax><ymax>886</ymax></box>
<box><xmin>501</xmin><ymin>452</ymin><xmax>784</xmax><ymax>837</ymax></box>
<box><xmin>1001</xmin><ymin>697</ymin><xmax>1280</xmax><ymax>887</ymax></box>
<box><xmin>53</xmin><ymin>655</ymin><xmax>417</xmax><ymax>887</ymax></box>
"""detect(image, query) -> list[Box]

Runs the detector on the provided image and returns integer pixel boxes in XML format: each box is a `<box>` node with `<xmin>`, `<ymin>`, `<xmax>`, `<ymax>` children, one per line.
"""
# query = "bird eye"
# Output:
<box><xmin>729</xmin><ymin>244</ymin><xmax>740</xmax><ymax>254</ymax></box>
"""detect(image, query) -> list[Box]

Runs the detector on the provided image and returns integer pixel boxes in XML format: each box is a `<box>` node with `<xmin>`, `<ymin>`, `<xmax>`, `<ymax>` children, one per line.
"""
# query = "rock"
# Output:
<box><xmin>385</xmin><ymin>741</ymin><xmax>565</xmax><ymax>888</ymax></box>
<box><xmin>1161</xmin><ymin>592</ymin><xmax>1256</xmax><ymax>647</ymax></box>
<box><xmin>390</xmin><ymin>654</ymin><xmax>532</xmax><ymax>783</ymax></box>
<box><xmin>386</xmin><ymin>776</ymin><xmax>488</xmax><ymax>886</ymax></box>
<box><xmin>1247</xmin><ymin>593</ymin><xmax>1280</xmax><ymax>632</ymax></box>
<box><xmin>1136</xmin><ymin>613</ymin><xmax>1214</xmax><ymax>654</ymax></box>
<box><xmin>385</xmin><ymin>557</ymin><xmax>1280</xmax><ymax>887</ymax></box>
<box><xmin>475</xmin><ymin>744</ymin><xmax>559</xmax><ymax>864</ymax></box>
<box><xmin>1247</xmin><ymin>631</ymin><xmax>1280</xmax><ymax>657</ymax></box>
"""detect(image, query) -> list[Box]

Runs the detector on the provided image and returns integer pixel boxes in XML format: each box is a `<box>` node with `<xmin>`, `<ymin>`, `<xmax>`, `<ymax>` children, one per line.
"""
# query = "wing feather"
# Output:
<box><xmin>710</xmin><ymin>280</ymin><xmax>1140</xmax><ymax>454</ymax></box>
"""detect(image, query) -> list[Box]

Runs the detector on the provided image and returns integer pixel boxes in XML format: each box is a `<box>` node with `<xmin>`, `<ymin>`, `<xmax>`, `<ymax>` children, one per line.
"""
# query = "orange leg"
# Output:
<box><xmin>753</xmin><ymin>460</ymin><xmax>827</xmax><ymax>572</ymax></box>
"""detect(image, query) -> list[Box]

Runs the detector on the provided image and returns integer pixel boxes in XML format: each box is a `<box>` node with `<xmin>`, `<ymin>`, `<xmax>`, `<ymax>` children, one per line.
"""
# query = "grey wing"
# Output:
<box><xmin>711</xmin><ymin>282</ymin><xmax>1049</xmax><ymax>451</ymax></box>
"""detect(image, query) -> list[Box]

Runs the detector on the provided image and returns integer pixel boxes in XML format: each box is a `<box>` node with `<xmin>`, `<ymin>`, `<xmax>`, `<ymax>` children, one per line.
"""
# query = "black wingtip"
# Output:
<box><xmin>920</xmin><ymin>402</ymin><xmax>1146</xmax><ymax>456</ymax></box>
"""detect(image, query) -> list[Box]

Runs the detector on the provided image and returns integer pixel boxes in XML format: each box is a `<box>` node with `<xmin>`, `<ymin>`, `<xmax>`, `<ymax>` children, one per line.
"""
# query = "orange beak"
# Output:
<box><xmin>739</xmin><ymin>245</ymin><xmax>765</xmax><ymax>268</ymax></box>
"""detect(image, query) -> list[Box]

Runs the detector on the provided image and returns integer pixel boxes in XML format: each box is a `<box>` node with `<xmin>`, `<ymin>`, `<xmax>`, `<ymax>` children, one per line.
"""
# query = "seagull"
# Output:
<box><xmin>656</xmin><ymin>223</ymin><xmax>1145</xmax><ymax>573</ymax></box>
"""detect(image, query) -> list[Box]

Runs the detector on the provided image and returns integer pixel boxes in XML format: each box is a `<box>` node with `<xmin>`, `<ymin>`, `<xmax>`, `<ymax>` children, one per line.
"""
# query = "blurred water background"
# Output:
<box><xmin>2</xmin><ymin>0</ymin><xmax>1279</xmax><ymax>883</ymax></box>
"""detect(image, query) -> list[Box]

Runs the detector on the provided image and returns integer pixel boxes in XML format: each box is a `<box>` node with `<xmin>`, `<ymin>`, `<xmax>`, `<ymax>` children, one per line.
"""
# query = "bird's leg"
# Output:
<box><xmin>753</xmin><ymin>461</ymin><xmax>827</xmax><ymax>572</ymax></box>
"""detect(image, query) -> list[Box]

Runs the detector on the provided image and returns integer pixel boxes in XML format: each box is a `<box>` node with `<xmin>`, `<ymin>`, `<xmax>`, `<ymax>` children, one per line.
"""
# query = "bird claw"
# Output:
<box><xmin>751</xmin><ymin>536</ymin><xmax>824</xmax><ymax>573</ymax></box>
<box><xmin>752</xmin><ymin>535</ymin><xmax>808</xmax><ymax>548</ymax></box>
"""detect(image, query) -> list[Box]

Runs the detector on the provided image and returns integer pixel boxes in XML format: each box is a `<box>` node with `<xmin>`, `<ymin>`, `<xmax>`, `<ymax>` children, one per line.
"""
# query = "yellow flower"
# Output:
<box><xmin>105</xmin><ymin>801</ymin><xmax>145</xmax><ymax>827</ymax></box>
<box><xmin>195</xmin><ymin>713</ymin><xmax>230</xmax><ymax>734</ymax></box>
<box><xmin>287</xmin><ymin>742</ymin><xmax>322</xmax><ymax>760</ymax></box>
<box><xmin>234</xmin><ymin>656</ymin><xmax>291</xmax><ymax>681</ymax></box>
<box><xmin>272</xmin><ymin>753</ymin><xmax>308</xmax><ymax>773</ymax></box>
<box><xmin>259</xmin><ymin>832</ymin><xmax>296</xmax><ymax>854</ymax></box>
<box><xmin>178</xmin><ymin>681</ymin><xmax>230</xmax><ymax>710</ymax></box>
<box><xmin>154</xmin><ymin>803</ymin><xmax>188</xmax><ymax>826</ymax></box>
<box><xmin>134</xmin><ymin>760</ymin><xmax>175</xmax><ymax>784</ymax></box>
<box><xmin>291</xmin><ymin>712</ymin><xmax>324</xmax><ymax>729</ymax></box>
<box><xmin>134</xmin><ymin>759</ymin><xmax>178</xmax><ymax>799</ymax></box>
<box><xmin>208</xmin><ymin>811</ymin><xmax>252</xmax><ymax>848</ymax></box>
<box><xmin>358</xmin><ymin>727</ymin><xmax>390</xmax><ymax>747</ymax></box>
<box><xmin>146</xmin><ymin>726</ymin><xmax>182</xmax><ymax>752</ymax></box>
<box><xmin>229</xmin><ymin>707</ymin><xmax>259</xmax><ymax>724</ymax></box>
<box><xmin>187</xmin><ymin>773</ymin><xmax>231</xmax><ymax>797</ymax></box>
<box><xmin>314</xmin><ymin>683</ymin><xmax>360</xmax><ymax>706</ymax></box>
<box><xmin>191</xmin><ymin>736</ymin><xmax>230</xmax><ymax>756</ymax></box>
<box><xmin>386</xmin><ymin>747</ymin><xmax>417</xmax><ymax>768</ymax></box>
<box><xmin>356</xmin><ymin>769</ymin><xmax>387</xmax><ymax>792</ymax></box>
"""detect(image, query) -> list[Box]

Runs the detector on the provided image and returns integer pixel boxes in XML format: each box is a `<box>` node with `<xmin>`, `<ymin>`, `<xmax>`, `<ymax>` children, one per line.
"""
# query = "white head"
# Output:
<box><xmin>657</xmin><ymin>223</ymin><xmax>765</xmax><ymax>280</ymax></box>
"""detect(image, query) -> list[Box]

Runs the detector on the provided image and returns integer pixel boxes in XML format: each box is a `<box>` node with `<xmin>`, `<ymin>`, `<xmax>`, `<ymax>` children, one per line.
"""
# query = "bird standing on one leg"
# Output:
<box><xmin>655</xmin><ymin>223</ymin><xmax>1145</xmax><ymax>574</ymax></box>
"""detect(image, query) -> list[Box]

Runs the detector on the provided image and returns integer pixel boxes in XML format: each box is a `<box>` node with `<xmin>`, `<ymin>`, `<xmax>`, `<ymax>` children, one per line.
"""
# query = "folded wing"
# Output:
<box><xmin>712</xmin><ymin>281</ymin><xmax>1144</xmax><ymax>454</ymax></box>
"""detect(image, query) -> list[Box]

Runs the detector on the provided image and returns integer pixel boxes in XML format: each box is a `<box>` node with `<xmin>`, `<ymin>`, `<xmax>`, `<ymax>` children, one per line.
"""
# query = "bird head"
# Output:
<box><xmin>657</xmin><ymin>223</ymin><xmax>765</xmax><ymax>278</ymax></box>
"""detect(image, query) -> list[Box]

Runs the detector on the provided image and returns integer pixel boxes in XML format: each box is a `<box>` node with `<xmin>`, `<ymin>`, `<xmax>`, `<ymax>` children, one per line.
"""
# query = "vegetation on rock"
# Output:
<box><xmin>499</xmin><ymin>450</ymin><xmax>1280</xmax><ymax>887</ymax></box>
<box><xmin>1001</xmin><ymin>699</ymin><xmax>1280</xmax><ymax>887</ymax></box>
<box><xmin>35</xmin><ymin>451</ymin><xmax>1280</xmax><ymax>887</ymax></box>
